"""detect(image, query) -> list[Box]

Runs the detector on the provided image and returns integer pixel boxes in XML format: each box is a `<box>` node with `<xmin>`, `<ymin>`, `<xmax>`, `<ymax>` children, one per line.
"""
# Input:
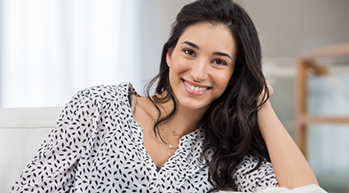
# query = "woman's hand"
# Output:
<box><xmin>257</xmin><ymin>80</ymin><xmax>274</xmax><ymax>107</ymax></box>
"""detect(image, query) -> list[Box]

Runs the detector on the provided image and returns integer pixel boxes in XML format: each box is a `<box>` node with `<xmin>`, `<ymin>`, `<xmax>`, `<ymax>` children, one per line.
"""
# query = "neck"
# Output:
<box><xmin>166</xmin><ymin>111</ymin><xmax>203</xmax><ymax>138</ymax></box>
<box><xmin>154</xmin><ymin>92</ymin><xmax>207</xmax><ymax>138</ymax></box>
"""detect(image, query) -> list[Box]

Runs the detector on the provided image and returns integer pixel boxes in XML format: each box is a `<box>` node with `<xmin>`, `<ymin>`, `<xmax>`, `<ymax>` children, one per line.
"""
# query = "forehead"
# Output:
<box><xmin>178</xmin><ymin>22</ymin><xmax>236</xmax><ymax>55</ymax></box>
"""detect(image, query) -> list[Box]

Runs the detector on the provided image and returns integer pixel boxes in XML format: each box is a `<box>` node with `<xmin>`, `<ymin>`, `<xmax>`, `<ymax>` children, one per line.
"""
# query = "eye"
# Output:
<box><xmin>213</xmin><ymin>59</ymin><xmax>227</xmax><ymax>66</ymax></box>
<box><xmin>183</xmin><ymin>48</ymin><xmax>196</xmax><ymax>57</ymax></box>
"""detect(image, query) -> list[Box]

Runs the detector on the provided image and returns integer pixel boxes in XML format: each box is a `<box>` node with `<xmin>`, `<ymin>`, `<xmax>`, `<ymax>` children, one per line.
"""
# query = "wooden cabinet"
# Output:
<box><xmin>295</xmin><ymin>42</ymin><xmax>349</xmax><ymax>157</ymax></box>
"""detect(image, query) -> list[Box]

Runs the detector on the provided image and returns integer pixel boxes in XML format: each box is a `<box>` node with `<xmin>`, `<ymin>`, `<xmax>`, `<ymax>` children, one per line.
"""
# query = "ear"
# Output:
<box><xmin>166</xmin><ymin>48</ymin><xmax>174</xmax><ymax>67</ymax></box>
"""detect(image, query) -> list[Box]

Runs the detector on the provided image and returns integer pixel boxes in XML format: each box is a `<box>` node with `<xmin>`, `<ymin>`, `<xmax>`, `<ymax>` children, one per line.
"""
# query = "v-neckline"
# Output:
<box><xmin>127</xmin><ymin>92</ymin><xmax>177</xmax><ymax>171</ymax></box>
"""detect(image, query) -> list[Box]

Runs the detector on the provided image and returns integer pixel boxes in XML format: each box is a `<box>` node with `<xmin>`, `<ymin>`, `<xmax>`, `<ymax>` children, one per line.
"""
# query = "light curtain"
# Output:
<box><xmin>0</xmin><ymin>0</ymin><xmax>142</xmax><ymax>107</ymax></box>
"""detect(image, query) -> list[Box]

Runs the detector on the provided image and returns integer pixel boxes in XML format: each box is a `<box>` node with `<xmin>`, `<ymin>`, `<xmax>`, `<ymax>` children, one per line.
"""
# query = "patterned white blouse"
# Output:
<box><xmin>10</xmin><ymin>82</ymin><xmax>277</xmax><ymax>192</ymax></box>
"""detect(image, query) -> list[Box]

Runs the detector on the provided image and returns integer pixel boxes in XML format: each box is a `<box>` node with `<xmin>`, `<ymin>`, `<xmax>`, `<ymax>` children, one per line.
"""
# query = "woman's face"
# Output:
<box><xmin>166</xmin><ymin>22</ymin><xmax>236</xmax><ymax>113</ymax></box>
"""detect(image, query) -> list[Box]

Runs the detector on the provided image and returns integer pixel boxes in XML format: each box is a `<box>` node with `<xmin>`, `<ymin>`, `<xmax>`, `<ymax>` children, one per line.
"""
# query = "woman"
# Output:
<box><xmin>11</xmin><ymin>0</ymin><xmax>318</xmax><ymax>192</ymax></box>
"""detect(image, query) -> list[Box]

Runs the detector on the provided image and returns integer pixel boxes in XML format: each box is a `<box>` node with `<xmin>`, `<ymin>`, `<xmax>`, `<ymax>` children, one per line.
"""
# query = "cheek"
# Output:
<box><xmin>169</xmin><ymin>57</ymin><xmax>188</xmax><ymax>75</ymax></box>
<box><xmin>168</xmin><ymin>60</ymin><xmax>183</xmax><ymax>85</ymax></box>
<box><xmin>214</xmin><ymin>71</ymin><xmax>233</xmax><ymax>88</ymax></box>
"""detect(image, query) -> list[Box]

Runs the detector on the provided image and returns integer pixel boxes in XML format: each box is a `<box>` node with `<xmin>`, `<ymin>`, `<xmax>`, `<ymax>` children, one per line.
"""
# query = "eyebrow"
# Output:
<box><xmin>182</xmin><ymin>41</ymin><xmax>232</xmax><ymax>60</ymax></box>
<box><xmin>182</xmin><ymin>41</ymin><xmax>199</xmax><ymax>50</ymax></box>
<box><xmin>213</xmin><ymin>51</ymin><xmax>232</xmax><ymax>60</ymax></box>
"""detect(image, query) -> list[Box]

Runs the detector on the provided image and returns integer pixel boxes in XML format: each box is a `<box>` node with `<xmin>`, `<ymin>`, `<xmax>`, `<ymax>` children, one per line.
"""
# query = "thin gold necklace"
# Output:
<box><xmin>165</xmin><ymin>122</ymin><xmax>178</xmax><ymax>136</ymax></box>
<box><xmin>162</xmin><ymin>128</ymin><xmax>177</xmax><ymax>157</ymax></box>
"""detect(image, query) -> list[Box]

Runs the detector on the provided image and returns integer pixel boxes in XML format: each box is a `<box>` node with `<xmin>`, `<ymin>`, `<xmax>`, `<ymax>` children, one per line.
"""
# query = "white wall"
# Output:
<box><xmin>235</xmin><ymin>0</ymin><xmax>349</xmax><ymax>58</ymax></box>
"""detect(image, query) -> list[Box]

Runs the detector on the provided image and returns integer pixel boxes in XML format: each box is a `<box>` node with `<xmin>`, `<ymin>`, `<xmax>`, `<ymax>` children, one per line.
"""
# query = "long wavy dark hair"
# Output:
<box><xmin>145</xmin><ymin>0</ymin><xmax>270</xmax><ymax>190</ymax></box>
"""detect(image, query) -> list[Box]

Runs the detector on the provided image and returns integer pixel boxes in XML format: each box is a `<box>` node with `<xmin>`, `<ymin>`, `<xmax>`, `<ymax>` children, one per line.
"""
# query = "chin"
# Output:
<box><xmin>178</xmin><ymin>98</ymin><xmax>210</xmax><ymax>112</ymax></box>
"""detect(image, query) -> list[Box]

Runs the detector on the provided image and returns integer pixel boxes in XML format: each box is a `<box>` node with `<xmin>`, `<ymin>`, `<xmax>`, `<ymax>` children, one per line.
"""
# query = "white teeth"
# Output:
<box><xmin>184</xmin><ymin>81</ymin><xmax>208</xmax><ymax>92</ymax></box>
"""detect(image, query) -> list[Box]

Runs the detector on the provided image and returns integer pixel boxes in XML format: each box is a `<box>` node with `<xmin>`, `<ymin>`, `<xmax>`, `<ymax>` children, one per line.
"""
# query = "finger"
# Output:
<box><xmin>265</xmin><ymin>80</ymin><xmax>274</xmax><ymax>97</ymax></box>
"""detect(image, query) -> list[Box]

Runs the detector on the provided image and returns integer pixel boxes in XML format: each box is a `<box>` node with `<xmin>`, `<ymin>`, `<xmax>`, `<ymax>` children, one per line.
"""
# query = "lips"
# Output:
<box><xmin>182</xmin><ymin>79</ymin><xmax>211</xmax><ymax>95</ymax></box>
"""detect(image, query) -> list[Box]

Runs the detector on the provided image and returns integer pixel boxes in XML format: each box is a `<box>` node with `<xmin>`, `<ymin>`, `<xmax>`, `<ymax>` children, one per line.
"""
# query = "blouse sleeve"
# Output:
<box><xmin>234</xmin><ymin>154</ymin><xmax>278</xmax><ymax>192</ymax></box>
<box><xmin>10</xmin><ymin>87</ymin><xmax>100</xmax><ymax>192</ymax></box>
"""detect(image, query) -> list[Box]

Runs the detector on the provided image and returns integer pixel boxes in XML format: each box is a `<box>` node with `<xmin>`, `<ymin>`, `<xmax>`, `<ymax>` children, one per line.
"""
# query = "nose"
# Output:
<box><xmin>191</xmin><ymin>59</ymin><xmax>208</xmax><ymax>82</ymax></box>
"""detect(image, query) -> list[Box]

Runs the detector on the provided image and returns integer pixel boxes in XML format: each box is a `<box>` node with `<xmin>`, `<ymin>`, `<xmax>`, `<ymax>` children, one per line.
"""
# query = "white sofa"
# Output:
<box><xmin>0</xmin><ymin>107</ymin><xmax>63</xmax><ymax>192</ymax></box>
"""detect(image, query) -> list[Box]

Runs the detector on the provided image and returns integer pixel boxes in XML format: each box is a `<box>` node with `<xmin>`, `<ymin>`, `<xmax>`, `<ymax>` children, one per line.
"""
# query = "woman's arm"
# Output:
<box><xmin>10</xmin><ymin>88</ymin><xmax>96</xmax><ymax>192</ymax></box>
<box><xmin>257</xmin><ymin>84</ymin><xmax>318</xmax><ymax>189</ymax></box>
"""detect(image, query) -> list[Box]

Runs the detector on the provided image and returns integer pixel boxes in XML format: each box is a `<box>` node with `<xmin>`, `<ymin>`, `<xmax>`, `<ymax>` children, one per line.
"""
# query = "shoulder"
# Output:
<box><xmin>70</xmin><ymin>82</ymin><xmax>136</xmax><ymax>104</ymax></box>
<box><xmin>76</xmin><ymin>82</ymin><xmax>133</xmax><ymax>99</ymax></box>
<box><xmin>234</xmin><ymin>155</ymin><xmax>278</xmax><ymax>192</ymax></box>
<box><xmin>62</xmin><ymin>82</ymin><xmax>138</xmax><ymax>117</ymax></box>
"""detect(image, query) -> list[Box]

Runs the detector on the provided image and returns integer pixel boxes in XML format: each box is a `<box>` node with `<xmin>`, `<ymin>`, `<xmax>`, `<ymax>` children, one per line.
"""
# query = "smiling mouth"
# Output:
<box><xmin>183</xmin><ymin>80</ymin><xmax>211</xmax><ymax>92</ymax></box>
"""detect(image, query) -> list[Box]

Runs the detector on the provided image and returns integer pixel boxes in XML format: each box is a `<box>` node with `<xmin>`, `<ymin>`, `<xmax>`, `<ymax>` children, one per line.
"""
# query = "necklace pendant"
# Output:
<box><xmin>169</xmin><ymin>144</ymin><xmax>174</xmax><ymax>149</ymax></box>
